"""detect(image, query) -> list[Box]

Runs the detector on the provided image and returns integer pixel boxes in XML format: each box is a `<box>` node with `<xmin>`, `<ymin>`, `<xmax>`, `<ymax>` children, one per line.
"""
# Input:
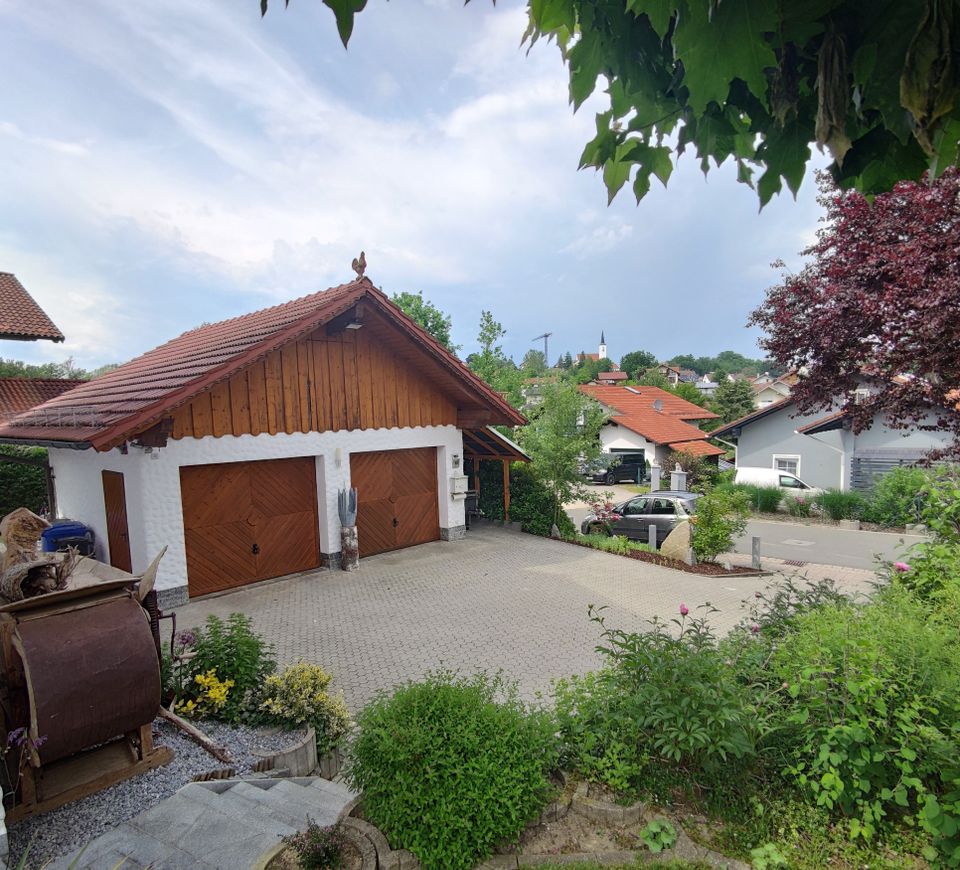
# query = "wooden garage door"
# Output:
<box><xmin>351</xmin><ymin>448</ymin><xmax>440</xmax><ymax>557</ymax></box>
<box><xmin>180</xmin><ymin>457</ymin><xmax>319</xmax><ymax>595</ymax></box>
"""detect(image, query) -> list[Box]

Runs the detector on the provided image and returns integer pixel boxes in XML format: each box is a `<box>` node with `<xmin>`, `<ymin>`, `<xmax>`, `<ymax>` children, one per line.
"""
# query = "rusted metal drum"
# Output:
<box><xmin>15</xmin><ymin>594</ymin><xmax>160</xmax><ymax>764</ymax></box>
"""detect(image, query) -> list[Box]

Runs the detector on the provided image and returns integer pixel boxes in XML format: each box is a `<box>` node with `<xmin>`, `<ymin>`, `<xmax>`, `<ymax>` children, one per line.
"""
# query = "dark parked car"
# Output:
<box><xmin>581</xmin><ymin>491</ymin><xmax>701</xmax><ymax>546</ymax></box>
<box><xmin>589</xmin><ymin>452</ymin><xmax>647</xmax><ymax>485</ymax></box>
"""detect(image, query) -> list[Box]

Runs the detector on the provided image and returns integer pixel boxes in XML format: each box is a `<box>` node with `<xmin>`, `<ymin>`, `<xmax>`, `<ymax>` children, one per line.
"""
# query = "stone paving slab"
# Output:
<box><xmin>178</xmin><ymin>525</ymin><xmax>875</xmax><ymax>711</ymax></box>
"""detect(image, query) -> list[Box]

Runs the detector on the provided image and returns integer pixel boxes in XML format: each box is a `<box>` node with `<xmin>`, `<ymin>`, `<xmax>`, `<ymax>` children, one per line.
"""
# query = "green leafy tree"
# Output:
<box><xmin>556</xmin><ymin>351</ymin><xmax>575</xmax><ymax>370</ymax></box>
<box><xmin>519</xmin><ymin>381</ymin><xmax>606</xmax><ymax>529</ymax></box>
<box><xmin>469</xmin><ymin>311</ymin><xmax>523</xmax><ymax>407</ymax></box>
<box><xmin>572</xmin><ymin>356</ymin><xmax>609</xmax><ymax>383</ymax></box>
<box><xmin>0</xmin><ymin>357</ymin><xmax>96</xmax><ymax>380</ymax></box>
<box><xmin>390</xmin><ymin>291</ymin><xmax>459</xmax><ymax>353</ymax></box>
<box><xmin>636</xmin><ymin>369</ymin><xmax>671</xmax><ymax>389</ymax></box>
<box><xmin>619</xmin><ymin>349</ymin><xmax>658</xmax><ymax>379</ymax></box>
<box><xmin>712</xmin><ymin>378</ymin><xmax>756</xmax><ymax>423</ymax></box>
<box><xmin>671</xmin><ymin>381</ymin><xmax>707</xmax><ymax>408</ymax></box>
<box><xmin>267</xmin><ymin>1</ymin><xmax>960</xmax><ymax>204</ymax></box>
<box><xmin>521</xmin><ymin>348</ymin><xmax>548</xmax><ymax>376</ymax></box>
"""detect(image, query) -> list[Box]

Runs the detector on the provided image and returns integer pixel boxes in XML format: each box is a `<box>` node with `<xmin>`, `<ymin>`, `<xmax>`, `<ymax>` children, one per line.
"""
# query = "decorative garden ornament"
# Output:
<box><xmin>338</xmin><ymin>487</ymin><xmax>359</xmax><ymax>571</ymax></box>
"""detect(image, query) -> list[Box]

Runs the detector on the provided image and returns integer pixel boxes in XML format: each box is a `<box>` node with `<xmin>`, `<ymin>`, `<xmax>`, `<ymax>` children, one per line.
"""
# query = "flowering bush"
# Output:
<box><xmin>166</xmin><ymin>613</ymin><xmax>276</xmax><ymax>723</ymax></box>
<box><xmin>177</xmin><ymin>670</ymin><xmax>234</xmax><ymax>718</ymax></box>
<box><xmin>284</xmin><ymin>818</ymin><xmax>349</xmax><ymax>869</ymax></box>
<box><xmin>555</xmin><ymin>604</ymin><xmax>762</xmax><ymax>795</ymax></box>
<box><xmin>259</xmin><ymin>663</ymin><xmax>351</xmax><ymax>753</ymax></box>
<box><xmin>584</xmin><ymin>494</ymin><xmax>621</xmax><ymax>534</ymax></box>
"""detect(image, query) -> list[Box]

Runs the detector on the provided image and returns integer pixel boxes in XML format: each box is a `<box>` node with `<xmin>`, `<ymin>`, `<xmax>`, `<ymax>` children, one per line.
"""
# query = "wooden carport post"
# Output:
<box><xmin>502</xmin><ymin>459</ymin><xmax>511</xmax><ymax>523</ymax></box>
<box><xmin>473</xmin><ymin>458</ymin><xmax>481</xmax><ymax>498</ymax></box>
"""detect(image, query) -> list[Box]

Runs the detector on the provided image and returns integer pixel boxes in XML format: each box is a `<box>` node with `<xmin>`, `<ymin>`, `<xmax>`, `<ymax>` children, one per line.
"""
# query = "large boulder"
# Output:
<box><xmin>660</xmin><ymin>521</ymin><xmax>692</xmax><ymax>562</ymax></box>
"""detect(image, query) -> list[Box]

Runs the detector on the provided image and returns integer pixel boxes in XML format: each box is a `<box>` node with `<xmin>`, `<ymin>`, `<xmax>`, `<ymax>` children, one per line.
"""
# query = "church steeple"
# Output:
<box><xmin>598</xmin><ymin>330</ymin><xmax>607</xmax><ymax>361</ymax></box>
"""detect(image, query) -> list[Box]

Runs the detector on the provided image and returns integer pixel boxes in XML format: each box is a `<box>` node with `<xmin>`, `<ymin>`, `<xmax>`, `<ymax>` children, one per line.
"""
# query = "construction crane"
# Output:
<box><xmin>532</xmin><ymin>332</ymin><xmax>553</xmax><ymax>364</ymax></box>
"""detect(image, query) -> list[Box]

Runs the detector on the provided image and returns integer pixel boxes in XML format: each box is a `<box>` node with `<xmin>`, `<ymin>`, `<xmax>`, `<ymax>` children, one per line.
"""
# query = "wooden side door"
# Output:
<box><xmin>351</xmin><ymin>447</ymin><xmax>440</xmax><ymax>557</ymax></box>
<box><xmin>101</xmin><ymin>470</ymin><xmax>133</xmax><ymax>572</ymax></box>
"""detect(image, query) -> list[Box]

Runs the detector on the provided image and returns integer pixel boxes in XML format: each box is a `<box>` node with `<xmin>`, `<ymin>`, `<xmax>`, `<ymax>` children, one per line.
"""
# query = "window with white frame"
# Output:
<box><xmin>773</xmin><ymin>454</ymin><xmax>800</xmax><ymax>476</ymax></box>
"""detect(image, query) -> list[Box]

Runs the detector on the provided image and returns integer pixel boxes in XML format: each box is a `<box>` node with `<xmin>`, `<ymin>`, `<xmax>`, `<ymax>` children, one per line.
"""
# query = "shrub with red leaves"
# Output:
<box><xmin>750</xmin><ymin>170</ymin><xmax>960</xmax><ymax>458</ymax></box>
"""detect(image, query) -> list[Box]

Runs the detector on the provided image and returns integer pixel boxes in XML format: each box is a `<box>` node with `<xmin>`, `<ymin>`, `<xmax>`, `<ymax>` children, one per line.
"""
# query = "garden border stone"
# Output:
<box><xmin>343</xmin><ymin>778</ymin><xmax>750</xmax><ymax>870</ymax></box>
<box><xmin>570</xmin><ymin>780</ymin><xmax>645</xmax><ymax>825</ymax></box>
<box><xmin>252</xmin><ymin>725</ymin><xmax>317</xmax><ymax>777</ymax></box>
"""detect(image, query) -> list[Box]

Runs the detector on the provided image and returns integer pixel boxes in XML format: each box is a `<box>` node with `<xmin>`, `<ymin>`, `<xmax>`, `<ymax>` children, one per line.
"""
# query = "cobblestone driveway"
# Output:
<box><xmin>177</xmin><ymin>524</ymin><xmax>872</xmax><ymax>710</ymax></box>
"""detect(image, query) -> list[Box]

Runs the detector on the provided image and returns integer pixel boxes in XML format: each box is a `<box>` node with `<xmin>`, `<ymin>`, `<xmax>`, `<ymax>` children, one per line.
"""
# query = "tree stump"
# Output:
<box><xmin>340</xmin><ymin>526</ymin><xmax>359</xmax><ymax>571</ymax></box>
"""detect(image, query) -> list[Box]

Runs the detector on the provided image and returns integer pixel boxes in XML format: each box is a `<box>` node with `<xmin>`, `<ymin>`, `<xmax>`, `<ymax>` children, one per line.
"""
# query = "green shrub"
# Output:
<box><xmin>691</xmin><ymin>490</ymin><xmax>750</xmax><ymax>562</ymax></box>
<box><xmin>283</xmin><ymin>819</ymin><xmax>349</xmax><ymax>869</ymax></box>
<box><xmin>554</xmin><ymin>606</ymin><xmax>760</xmax><ymax>795</ymax></box>
<box><xmin>891</xmin><ymin>466</ymin><xmax>960</xmax><ymax>602</ymax></box>
<box><xmin>664</xmin><ymin>449</ymin><xmax>719</xmax><ymax>492</ymax></box>
<box><xmin>784</xmin><ymin>494</ymin><xmax>813</xmax><ymax>517</ymax></box>
<box><xmin>862</xmin><ymin>466</ymin><xmax>929</xmax><ymax>527</ymax></box>
<box><xmin>259</xmin><ymin>662</ymin><xmax>351</xmax><ymax>752</ymax></box>
<box><xmin>0</xmin><ymin>445</ymin><xmax>49</xmax><ymax>517</ymax></box>
<box><xmin>346</xmin><ymin>671</ymin><xmax>559</xmax><ymax>870</ymax></box>
<box><xmin>814</xmin><ymin>488</ymin><xmax>866</xmax><ymax>521</ymax></box>
<box><xmin>771</xmin><ymin>587</ymin><xmax>960</xmax><ymax>844</ymax></box>
<box><xmin>509</xmin><ymin>463</ymin><xmax>576</xmax><ymax>538</ymax></box>
<box><xmin>743</xmin><ymin>485</ymin><xmax>783</xmax><ymax>513</ymax></box>
<box><xmin>176</xmin><ymin>614</ymin><xmax>276</xmax><ymax>722</ymax></box>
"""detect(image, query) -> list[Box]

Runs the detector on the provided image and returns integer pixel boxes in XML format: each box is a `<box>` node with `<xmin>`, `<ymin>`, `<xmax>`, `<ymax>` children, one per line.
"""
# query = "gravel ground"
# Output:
<box><xmin>7</xmin><ymin>718</ymin><xmax>307</xmax><ymax>866</ymax></box>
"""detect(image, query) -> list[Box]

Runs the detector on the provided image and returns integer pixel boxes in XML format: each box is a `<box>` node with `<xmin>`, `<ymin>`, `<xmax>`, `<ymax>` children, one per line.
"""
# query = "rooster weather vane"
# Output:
<box><xmin>351</xmin><ymin>251</ymin><xmax>366</xmax><ymax>280</ymax></box>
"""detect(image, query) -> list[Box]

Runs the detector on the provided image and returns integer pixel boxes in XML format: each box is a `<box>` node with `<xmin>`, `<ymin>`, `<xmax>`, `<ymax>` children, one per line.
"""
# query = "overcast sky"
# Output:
<box><xmin>1</xmin><ymin>0</ymin><xmax>828</xmax><ymax>371</ymax></box>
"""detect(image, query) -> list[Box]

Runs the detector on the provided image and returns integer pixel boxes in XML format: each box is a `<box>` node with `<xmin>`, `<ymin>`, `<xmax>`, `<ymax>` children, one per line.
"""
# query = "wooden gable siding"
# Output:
<box><xmin>168</xmin><ymin>328</ymin><xmax>457</xmax><ymax>440</ymax></box>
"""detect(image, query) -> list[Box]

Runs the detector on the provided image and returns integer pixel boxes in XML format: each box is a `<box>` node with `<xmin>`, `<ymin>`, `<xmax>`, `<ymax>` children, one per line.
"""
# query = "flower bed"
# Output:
<box><xmin>559</xmin><ymin>536</ymin><xmax>763</xmax><ymax>577</ymax></box>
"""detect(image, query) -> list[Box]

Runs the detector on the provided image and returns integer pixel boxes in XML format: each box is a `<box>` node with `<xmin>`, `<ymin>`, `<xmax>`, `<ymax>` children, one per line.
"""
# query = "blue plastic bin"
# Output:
<box><xmin>41</xmin><ymin>520</ymin><xmax>96</xmax><ymax>556</ymax></box>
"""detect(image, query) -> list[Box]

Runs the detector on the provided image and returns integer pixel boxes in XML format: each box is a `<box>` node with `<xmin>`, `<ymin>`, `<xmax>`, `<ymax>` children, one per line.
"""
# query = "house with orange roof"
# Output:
<box><xmin>579</xmin><ymin>384</ymin><xmax>723</xmax><ymax>469</ymax></box>
<box><xmin>0</xmin><ymin>276</ymin><xmax>526</xmax><ymax>605</ymax></box>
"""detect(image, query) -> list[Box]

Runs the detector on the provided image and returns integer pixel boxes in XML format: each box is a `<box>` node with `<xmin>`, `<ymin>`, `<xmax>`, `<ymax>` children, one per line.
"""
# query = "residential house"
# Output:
<box><xmin>712</xmin><ymin>396</ymin><xmax>954</xmax><ymax>491</ymax></box>
<box><xmin>595</xmin><ymin>371</ymin><xmax>628</xmax><ymax>385</ymax></box>
<box><xmin>695</xmin><ymin>374</ymin><xmax>719</xmax><ymax>399</ymax></box>
<box><xmin>750</xmin><ymin>371</ymin><xmax>795</xmax><ymax>408</ymax></box>
<box><xmin>656</xmin><ymin>364</ymin><xmax>682</xmax><ymax>385</ymax></box>
<box><xmin>0</xmin><ymin>278</ymin><xmax>525</xmax><ymax>605</ymax></box>
<box><xmin>580</xmin><ymin>384</ymin><xmax>724</xmax><ymax>467</ymax></box>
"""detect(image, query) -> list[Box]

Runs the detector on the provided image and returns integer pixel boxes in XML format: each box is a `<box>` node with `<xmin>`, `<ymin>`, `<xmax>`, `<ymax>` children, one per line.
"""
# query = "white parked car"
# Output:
<box><xmin>734</xmin><ymin>466</ymin><xmax>823</xmax><ymax>495</ymax></box>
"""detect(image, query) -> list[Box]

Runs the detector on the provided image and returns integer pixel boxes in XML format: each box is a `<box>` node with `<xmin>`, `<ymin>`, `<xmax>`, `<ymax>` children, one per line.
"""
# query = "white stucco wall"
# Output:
<box><xmin>598</xmin><ymin>422</ymin><xmax>673</xmax><ymax>465</ymax></box>
<box><xmin>48</xmin><ymin>424</ymin><xmax>465</xmax><ymax>596</ymax></box>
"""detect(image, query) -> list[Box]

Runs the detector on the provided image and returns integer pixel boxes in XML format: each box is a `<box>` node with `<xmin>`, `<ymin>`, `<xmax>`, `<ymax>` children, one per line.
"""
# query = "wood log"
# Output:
<box><xmin>157</xmin><ymin>706</ymin><xmax>234</xmax><ymax>764</ymax></box>
<box><xmin>340</xmin><ymin>525</ymin><xmax>359</xmax><ymax>571</ymax></box>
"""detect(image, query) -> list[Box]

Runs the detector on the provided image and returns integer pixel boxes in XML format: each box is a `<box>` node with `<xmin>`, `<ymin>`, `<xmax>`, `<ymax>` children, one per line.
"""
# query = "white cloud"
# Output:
<box><xmin>0</xmin><ymin>121</ymin><xmax>89</xmax><ymax>156</ymax></box>
<box><xmin>562</xmin><ymin>221</ymin><xmax>634</xmax><ymax>258</ymax></box>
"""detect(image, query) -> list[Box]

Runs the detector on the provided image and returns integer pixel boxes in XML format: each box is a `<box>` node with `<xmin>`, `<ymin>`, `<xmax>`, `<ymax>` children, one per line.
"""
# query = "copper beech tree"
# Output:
<box><xmin>749</xmin><ymin>169</ymin><xmax>960</xmax><ymax>457</ymax></box>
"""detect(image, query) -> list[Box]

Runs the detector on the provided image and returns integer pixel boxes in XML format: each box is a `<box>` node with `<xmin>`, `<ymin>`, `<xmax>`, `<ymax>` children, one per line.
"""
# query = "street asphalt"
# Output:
<box><xmin>733</xmin><ymin>519</ymin><xmax>926</xmax><ymax>571</ymax></box>
<box><xmin>566</xmin><ymin>484</ymin><xmax>927</xmax><ymax>572</ymax></box>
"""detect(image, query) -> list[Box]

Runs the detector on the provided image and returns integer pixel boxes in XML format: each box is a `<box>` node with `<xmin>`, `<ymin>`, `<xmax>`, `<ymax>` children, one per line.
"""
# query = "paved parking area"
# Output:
<box><xmin>176</xmin><ymin>524</ymin><xmax>874</xmax><ymax>710</ymax></box>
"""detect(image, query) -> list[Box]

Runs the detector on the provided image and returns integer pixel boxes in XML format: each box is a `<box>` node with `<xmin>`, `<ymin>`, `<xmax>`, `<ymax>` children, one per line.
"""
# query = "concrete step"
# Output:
<box><xmin>49</xmin><ymin>776</ymin><xmax>356</xmax><ymax>870</ymax></box>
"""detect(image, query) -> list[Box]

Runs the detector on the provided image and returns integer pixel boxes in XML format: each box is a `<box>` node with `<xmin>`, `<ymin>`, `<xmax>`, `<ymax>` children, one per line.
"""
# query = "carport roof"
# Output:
<box><xmin>463</xmin><ymin>426</ymin><xmax>530</xmax><ymax>462</ymax></box>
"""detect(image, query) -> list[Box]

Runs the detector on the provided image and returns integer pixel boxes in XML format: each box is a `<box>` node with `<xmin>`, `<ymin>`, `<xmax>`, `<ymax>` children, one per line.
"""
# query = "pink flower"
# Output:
<box><xmin>751</xmin><ymin>623</ymin><xmax>760</xmax><ymax>635</ymax></box>
<box><xmin>679</xmin><ymin>603</ymin><xmax>689</xmax><ymax>616</ymax></box>
<box><xmin>894</xmin><ymin>561</ymin><xmax>911</xmax><ymax>573</ymax></box>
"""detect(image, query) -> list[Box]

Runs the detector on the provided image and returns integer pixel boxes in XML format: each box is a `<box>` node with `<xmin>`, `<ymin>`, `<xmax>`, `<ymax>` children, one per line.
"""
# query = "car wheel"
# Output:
<box><xmin>605</xmin><ymin>472</ymin><xmax>615</xmax><ymax>484</ymax></box>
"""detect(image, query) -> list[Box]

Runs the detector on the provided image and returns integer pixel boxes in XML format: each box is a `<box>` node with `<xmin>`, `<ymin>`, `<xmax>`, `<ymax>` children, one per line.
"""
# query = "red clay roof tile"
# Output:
<box><xmin>0</xmin><ymin>273</ymin><xmax>64</xmax><ymax>342</ymax></box>
<box><xmin>0</xmin><ymin>278</ymin><xmax>524</xmax><ymax>448</ymax></box>
<box><xmin>0</xmin><ymin>378</ymin><xmax>85</xmax><ymax>424</ymax></box>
